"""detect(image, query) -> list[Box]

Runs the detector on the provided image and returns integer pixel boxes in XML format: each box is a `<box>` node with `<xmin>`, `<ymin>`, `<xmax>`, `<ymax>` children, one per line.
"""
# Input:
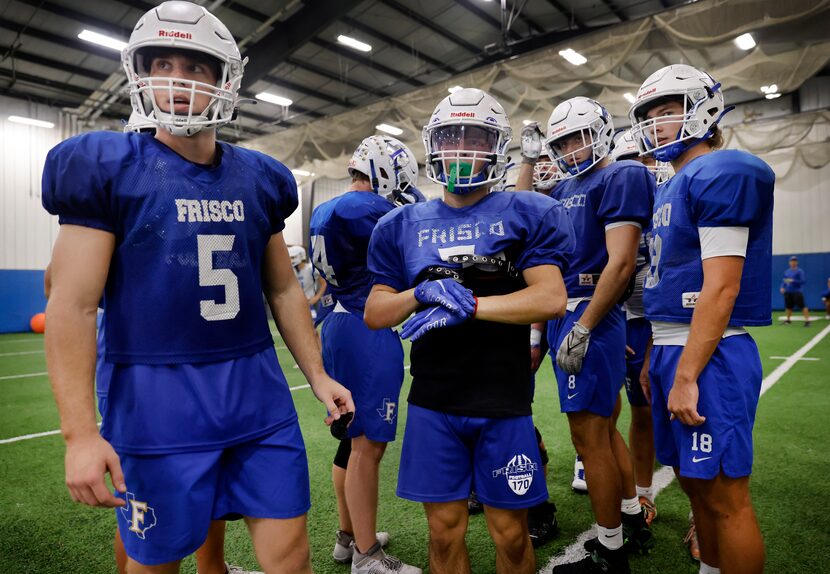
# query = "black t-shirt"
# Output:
<box><xmin>408</xmin><ymin>265</ymin><xmax>532</xmax><ymax>418</ymax></box>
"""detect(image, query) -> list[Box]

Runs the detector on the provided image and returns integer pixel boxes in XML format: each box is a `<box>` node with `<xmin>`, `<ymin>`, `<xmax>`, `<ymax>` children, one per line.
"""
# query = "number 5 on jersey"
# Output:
<box><xmin>198</xmin><ymin>234</ymin><xmax>240</xmax><ymax>321</ymax></box>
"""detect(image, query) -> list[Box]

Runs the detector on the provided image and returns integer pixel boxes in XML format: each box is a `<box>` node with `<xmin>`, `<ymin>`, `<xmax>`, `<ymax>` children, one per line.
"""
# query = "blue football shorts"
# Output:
<box><xmin>397</xmin><ymin>404</ymin><xmax>548</xmax><ymax>509</ymax></box>
<box><xmin>649</xmin><ymin>333</ymin><xmax>762</xmax><ymax>479</ymax></box>
<box><xmin>321</xmin><ymin>310</ymin><xmax>404</xmax><ymax>442</ymax></box>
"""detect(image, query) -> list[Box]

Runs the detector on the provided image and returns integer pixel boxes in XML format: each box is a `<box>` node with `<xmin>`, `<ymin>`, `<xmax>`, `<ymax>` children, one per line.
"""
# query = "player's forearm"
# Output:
<box><xmin>579</xmin><ymin>256</ymin><xmax>635</xmax><ymax>330</ymax></box>
<box><xmin>364</xmin><ymin>287</ymin><xmax>418</xmax><ymax>329</ymax></box>
<box><xmin>516</xmin><ymin>162</ymin><xmax>535</xmax><ymax>192</ymax></box>
<box><xmin>476</xmin><ymin>282</ymin><xmax>565</xmax><ymax>324</ymax></box>
<box><xmin>675</xmin><ymin>280</ymin><xmax>739</xmax><ymax>384</ymax></box>
<box><xmin>267</xmin><ymin>281</ymin><xmax>327</xmax><ymax>382</ymax></box>
<box><xmin>44</xmin><ymin>297</ymin><xmax>100</xmax><ymax>441</ymax></box>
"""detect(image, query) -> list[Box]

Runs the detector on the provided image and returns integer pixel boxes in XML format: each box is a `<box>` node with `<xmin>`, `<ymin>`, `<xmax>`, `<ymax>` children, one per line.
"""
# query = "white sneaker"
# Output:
<box><xmin>351</xmin><ymin>542</ymin><xmax>421</xmax><ymax>574</ymax></box>
<box><xmin>571</xmin><ymin>455</ymin><xmax>588</xmax><ymax>492</ymax></box>
<box><xmin>333</xmin><ymin>530</ymin><xmax>390</xmax><ymax>563</ymax></box>
<box><xmin>225</xmin><ymin>563</ymin><xmax>263</xmax><ymax>574</ymax></box>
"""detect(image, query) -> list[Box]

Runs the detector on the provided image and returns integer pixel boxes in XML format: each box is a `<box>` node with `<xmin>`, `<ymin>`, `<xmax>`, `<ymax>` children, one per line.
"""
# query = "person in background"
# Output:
<box><xmin>780</xmin><ymin>256</ymin><xmax>810</xmax><ymax>326</ymax></box>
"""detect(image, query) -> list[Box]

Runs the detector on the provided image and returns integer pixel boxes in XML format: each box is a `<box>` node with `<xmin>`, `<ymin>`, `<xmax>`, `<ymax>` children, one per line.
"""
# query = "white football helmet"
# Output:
<box><xmin>533</xmin><ymin>153</ymin><xmax>562</xmax><ymax>191</ymax></box>
<box><xmin>122</xmin><ymin>1</ymin><xmax>245</xmax><ymax>137</ymax></box>
<box><xmin>611</xmin><ymin>129</ymin><xmax>671</xmax><ymax>184</ymax></box>
<box><xmin>628</xmin><ymin>64</ymin><xmax>732</xmax><ymax>162</ymax></box>
<box><xmin>288</xmin><ymin>245</ymin><xmax>306</xmax><ymax>267</ymax></box>
<box><xmin>123</xmin><ymin>110</ymin><xmax>156</xmax><ymax>133</ymax></box>
<box><xmin>349</xmin><ymin>135</ymin><xmax>419</xmax><ymax>202</ymax></box>
<box><xmin>423</xmin><ymin>88</ymin><xmax>512</xmax><ymax>194</ymax></box>
<box><xmin>545</xmin><ymin>97</ymin><xmax>614</xmax><ymax>178</ymax></box>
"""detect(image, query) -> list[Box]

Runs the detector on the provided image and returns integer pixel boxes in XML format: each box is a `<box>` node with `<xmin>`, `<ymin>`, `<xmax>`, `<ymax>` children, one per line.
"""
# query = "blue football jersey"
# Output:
<box><xmin>644</xmin><ymin>150</ymin><xmax>774</xmax><ymax>326</ymax></box>
<box><xmin>781</xmin><ymin>268</ymin><xmax>805</xmax><ymax>293</ymax></box>
<box><xmin>368</xmin><ymin>191</ymin><xmax>574</xmax><ymax>417</ymax></box>
<box><xmin>551</xmin><ymin>161</ymin><xmax>654</xmax><ymax>298</ymax></box>
<box><xmin>42</xmin><ymin>131</ymin><xmax>297</xmax><ymax>364</ymax></box>
<box><xmin>309</xmin><ymin>191</ymin><xmax>395</xmax><ymax>314</ymax></box>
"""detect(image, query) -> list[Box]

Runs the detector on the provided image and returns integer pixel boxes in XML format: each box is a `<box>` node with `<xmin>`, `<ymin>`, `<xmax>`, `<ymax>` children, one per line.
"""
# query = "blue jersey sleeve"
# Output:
<box><xmin>42</xmin><ymin>132</ymin><xmax>123</xmax><ymax>233</ymax></box>
<box><xmin>688</xmin><ymin>162</ymin><xmax>772</xmax><ymax>228</ymax></box>
<box><xmin>367</xmin><ymin>215</ymin><xmax>407</xmax><ymax>292</ymax></box>
<box><xmin>260</xmin><ymin>157</ymin><xmax>298</xmax><ymax>235</ymax></box>
<box><xmin>596</xmin><ymin>163</ymin><xmax>654</xmax><ymax>229</ymax></box>
<box><xmin>515</xmin><ymin>201</ymin><xmax>575</xmax><ymax>273</ymax></box>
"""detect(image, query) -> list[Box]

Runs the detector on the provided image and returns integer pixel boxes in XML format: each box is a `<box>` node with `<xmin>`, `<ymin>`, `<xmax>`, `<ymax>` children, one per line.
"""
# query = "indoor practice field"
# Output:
<box><xmin>1</xmin><ymin>314</ymin><xmax>828</xmax><ymax>574</ymax></box>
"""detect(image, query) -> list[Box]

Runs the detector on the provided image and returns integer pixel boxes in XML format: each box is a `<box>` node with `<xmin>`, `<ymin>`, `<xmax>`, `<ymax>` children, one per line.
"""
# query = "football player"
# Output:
<box><xmin>309</xmin><ymin>135</ymin><xmax>423</xmax><ymax>574</ymax></box>
<box><xmin>42</xmin><ymin>2</ymin><xmax>352</xmax><ymax>573</ymax></box>
<box><xmin>544</xmin><ymin>97</ymin><xmax>655</xmax><ymax>573</ymax></box>
<box><xmin>608</xmin><ymin>129</ymin><xmax>664</xmax><ymax>525</ymax></box>
<box><xmin>364</xmin><ymin>88</ymin><xmax>574</xmax><ymax>574</ymax></box>
<box><xmin>630</xmin><ymin>64</ymin><xmax>774</xmax><ymax>574</ymax></box>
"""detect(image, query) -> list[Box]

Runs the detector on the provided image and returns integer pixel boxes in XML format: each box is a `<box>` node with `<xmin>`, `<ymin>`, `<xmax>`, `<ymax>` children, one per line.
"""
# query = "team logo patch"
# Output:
<box><xmin>682</xmin><ymin>291</ymin><xmax>700</xmax><ymax>308</ymax></box>
<box><xmin>377</xmin><ymin>398</ymin><xmax>397</xmax><ymax>424</ymax></box>
<box><xmin>120</xmin><ymin>492</ymin><xmax>157</xmax><ymax>540</ymax></box>
<box><xmin>492</xmin><ymin>453</ymin><xmax>539</xmax><ymax>496</ymax></box>
<box><xmin>579</xmin><ymin>274</ymin><xmax>595</xmax><ymax>286</ymax></box>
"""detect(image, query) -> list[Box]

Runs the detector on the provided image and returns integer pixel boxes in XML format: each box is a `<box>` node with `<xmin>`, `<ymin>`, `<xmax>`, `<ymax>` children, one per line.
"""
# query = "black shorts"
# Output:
<box><xmin>784</xmin><ymin>292</ymin><xmax>805</xmax><ymax>310</ymax></box>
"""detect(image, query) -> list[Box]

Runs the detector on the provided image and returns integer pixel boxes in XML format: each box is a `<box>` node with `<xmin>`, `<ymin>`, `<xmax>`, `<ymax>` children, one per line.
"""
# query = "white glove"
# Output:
<box><xmin>520</xmin><ymin>122</ymin><xmax>542</xmax><ymax>161</ymax></box>
<box><xmin>556</xmin><ymin>322</ymin><xmax>591</xmax><ymax>375</ymax></box>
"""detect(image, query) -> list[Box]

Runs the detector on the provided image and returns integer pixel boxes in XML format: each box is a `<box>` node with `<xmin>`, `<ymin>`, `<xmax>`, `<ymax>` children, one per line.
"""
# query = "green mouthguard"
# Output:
<box><xmin>447</xmin><ymin>162</ymin><xmax>473</xmax><ymax>194</ymax></box>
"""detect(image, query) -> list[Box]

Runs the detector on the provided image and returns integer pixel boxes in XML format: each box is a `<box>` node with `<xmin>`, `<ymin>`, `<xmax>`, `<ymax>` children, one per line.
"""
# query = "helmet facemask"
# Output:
<box><xmin>125</xmin><ymin>47</ymin><xmax>240</xmax><ymax>137</ymax></box>
<box><xmin>425</xmin><ymin>124</ymin><xmax>505</xmax><ymax>194</ymax></box>
<box><xmin>547</xmin><ymin>125</ymin><xmax>608</xmax><ymax>179</ymax></box>
<box><xmin>631</xmin><ymin>86</ymin><xmax>727</xmax><ymax>162</ymax></box>
<box><xmin>533</xmin><ymin>154</ymin><xmax>561</xmax><ymax>191</ymax></box>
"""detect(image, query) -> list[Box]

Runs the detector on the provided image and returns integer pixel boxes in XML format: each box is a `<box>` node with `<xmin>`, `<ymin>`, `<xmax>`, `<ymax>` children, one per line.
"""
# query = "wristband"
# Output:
<box><xmin>530</xmin><ymin>328</ymin><xmax>542</xmax><ymax>347</ymax></box>
<box><xmin>521</xmin><ymin>157</ymin><xmax>537</xmax><ymax>165</ymax></box>
<box><xmin>472</xmin><ymin>296</ymin><xmax>479</xmax><ymax>318</ymax></box>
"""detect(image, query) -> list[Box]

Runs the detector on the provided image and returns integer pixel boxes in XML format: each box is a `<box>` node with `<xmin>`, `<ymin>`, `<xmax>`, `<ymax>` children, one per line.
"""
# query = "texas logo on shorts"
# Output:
<box><xmin>492</xmin><ymin>453</ymin><xmax>539</xmax><ymax>495</ymax></box>
<box><xmin>120</xmin><ymin>492</ymin><xmax>157</xmax><ymax>540</ymax></box>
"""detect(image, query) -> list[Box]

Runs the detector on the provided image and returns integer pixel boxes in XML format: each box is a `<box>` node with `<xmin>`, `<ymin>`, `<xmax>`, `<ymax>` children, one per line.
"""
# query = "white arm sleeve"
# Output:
<box><xmin>698</xmin><ymin>226</ymin><xmax>749</xmax><ymax>260</ymax></box>
<box><xmin>605</xmin><ymin>221</ymin><xmax>642</xmax><ymax>232</ymax></box>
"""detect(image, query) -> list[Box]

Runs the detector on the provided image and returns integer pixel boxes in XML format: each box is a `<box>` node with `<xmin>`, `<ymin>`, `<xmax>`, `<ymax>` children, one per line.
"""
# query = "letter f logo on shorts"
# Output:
<box><xmin>120</xmin><ymin>492</ymin><xmax>157</xmax><ymax>540</ymax></box>
<box><xmin>377</xmin><ymin>398</ymin><xmax>397</xmax><ymax>424</ymax></box>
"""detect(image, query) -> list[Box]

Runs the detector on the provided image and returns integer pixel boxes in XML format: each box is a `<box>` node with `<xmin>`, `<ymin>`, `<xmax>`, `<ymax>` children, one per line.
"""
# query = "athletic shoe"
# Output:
<box><xmin>333</xmin><ymin>530</ymin><xmax>390</xmax><ymax>563</ymax></box>
<box><xmin>684</xmin><ymin>514</ymin><xmax>700</xmax><ymax>562</ymax></box>
<box><xmin>225</xmin><ymin>564</ymin><xmax>263</xmax><ymax>574</ymax></box>
<box><xmin>572</xmin><ymin>455</ymin><xmax>588</xmax><ymax>493</ymax></box>
<box><xmin>528</xmin><ymin>501</ymin><xmax>559</xmax><ymax>547</ymax></box>
<box><xmin>584</xmin><ymin>510</ymin><xmax>654</xmax><ymax>555</ymax></box>
<box><xmin>784</xmin><ymin>319</ymin><xmax>792</xmax><ymax>325</ymax></box>
<box><xmin>552</xmin><ymin>544</ymin><xmax>630</xmax><ymax>574</ymax></box>
<box><xmin>639</xmin><ymin>496</ymin><xmax>657</xmax><ymax>526</ymax></box>
<box><xmin>805</xmin><ymin>321</ymin><xmax>811</xmax><ymax>327</ymax></box>
<box><xmin>352</xmin><ymin>541</ymin><xmax>421</xmax><ymax>574</ymax></box>
<box><xmin>468</xmin><ymin>491</ymin><xmax>484</xmax><ymax>515</ymax></box>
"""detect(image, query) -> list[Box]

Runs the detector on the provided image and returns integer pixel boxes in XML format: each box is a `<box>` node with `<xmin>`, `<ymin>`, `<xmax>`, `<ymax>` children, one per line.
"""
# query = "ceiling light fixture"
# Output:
<box><xmin>733</xmin><ymin>33</ymin><xmax>756</xmax><ymax>50</ymax></box>
<box><xmin>255</xmin><ymin>92</ymin><xmax>293</xmax><ymax>106</ymax></box>
<box><xmin>558</xmin><ymin>48</ymin><xmax>587</xmax><ymax>66</ymax></box>
<box><xmin>8</xmin><ymin>115</ymin><xmax>55</xmax><ymax>129</ymax></box>
<box><xmin>376</xmin><ymin>123</ymin><xmax>404</xmax><ymax>136</ymax></box>
<box><xmin>78</xmin><ymin>29</ymin><xmax>127</xmax><ymax>51</ymax></box>
<box><xmin>337</xmin><ymin>34</ymin><xmax>372</xmax><ymax>53</ymax></box>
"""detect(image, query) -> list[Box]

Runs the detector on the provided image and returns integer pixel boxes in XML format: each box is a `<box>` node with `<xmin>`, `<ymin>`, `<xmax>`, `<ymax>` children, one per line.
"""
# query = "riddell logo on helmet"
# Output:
<box><xmin>159</xmin><ymin>30</ymin><xmax>192</xmax><ymax>39</ymax></box>
<box><xmin>450</xmin><ymin>112</ymin><xmax>476</xmax><ymax>118</ymax></box>
<box><xmin>638</xmin><ymin>87</ymin><xmax>657</xmax><ymax>98</ymax></box>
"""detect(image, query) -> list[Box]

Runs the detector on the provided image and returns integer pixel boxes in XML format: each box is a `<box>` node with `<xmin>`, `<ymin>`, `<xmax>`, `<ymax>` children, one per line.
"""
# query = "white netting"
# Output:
<box><xmin>243</xmin><ymin>0</ymin><xmax>830</xmax><ymax>181</ymax></box>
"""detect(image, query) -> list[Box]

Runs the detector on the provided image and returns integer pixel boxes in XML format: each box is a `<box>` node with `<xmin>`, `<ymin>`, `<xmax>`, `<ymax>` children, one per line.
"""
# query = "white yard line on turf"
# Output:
<box><xmin>539</xmin><ymin>323</ymin><xmax>830</xmax><ymax>573</ymax></box>
<box><xmin>0</xmin><ymin>383</ymin><xmax>315</xmax><ymax>445</ymax></box>
<box><xmin>0</xmin><ymin>371</ymin><xmax>48</xmax><ymax>381</ymax></box>
<box><xmin>0</xmin><ymin>350</ymin><xmax>44</xmax><ymax>357</ymax></box>
<box><xmin>769</xmin><ymin>356</ymin><xmax>819</xmax><ymax>361</ymax></box>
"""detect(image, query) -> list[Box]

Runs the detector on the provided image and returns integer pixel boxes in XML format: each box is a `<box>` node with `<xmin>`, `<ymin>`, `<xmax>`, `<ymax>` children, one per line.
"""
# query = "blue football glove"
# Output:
<box><xmin>400</xmin><ymin>305</ymin><xmax>470</xmax><ymax>342</ymax></box>
<box><xmin>414</xmin><ymin>278</ymin><xmax>476</xmax><ymax>317</ymax></box>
